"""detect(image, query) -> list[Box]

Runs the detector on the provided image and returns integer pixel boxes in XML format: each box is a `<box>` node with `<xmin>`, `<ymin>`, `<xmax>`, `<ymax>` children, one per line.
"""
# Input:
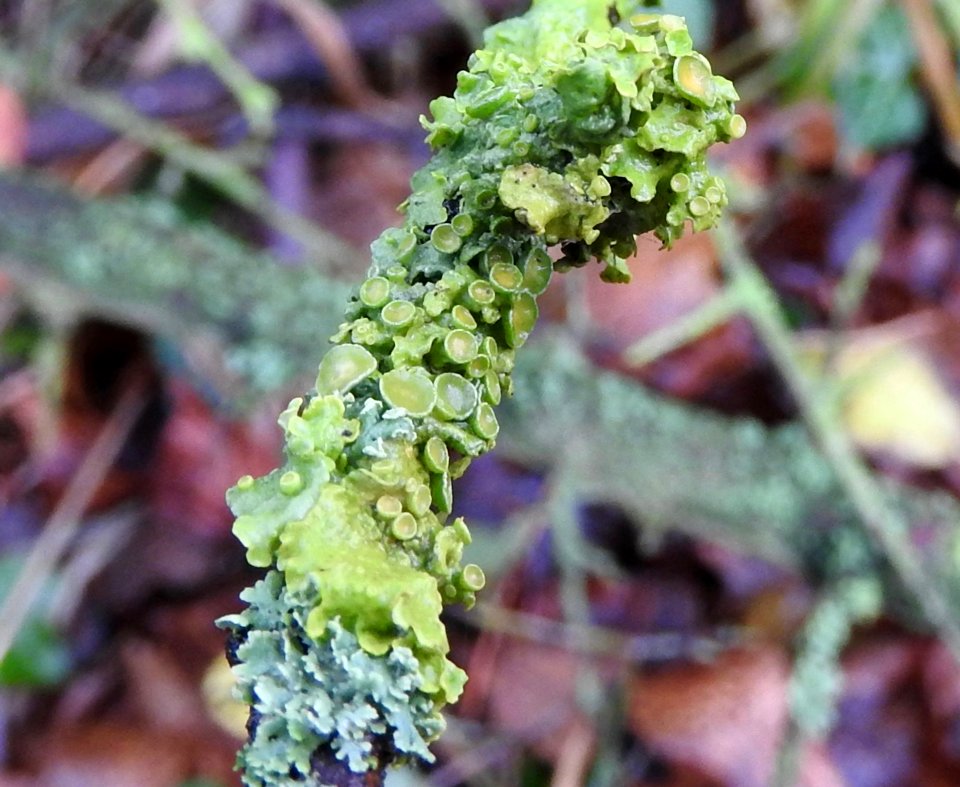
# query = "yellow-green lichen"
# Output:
<box><xmin>226</xmin><ymin>0</ymin><xmax>742</xmax><ymax>781</ymax></box>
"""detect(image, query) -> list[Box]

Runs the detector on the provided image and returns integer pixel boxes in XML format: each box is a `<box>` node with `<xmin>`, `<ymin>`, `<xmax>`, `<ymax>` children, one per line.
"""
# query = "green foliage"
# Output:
<box><xmin>0</xmin><ymin>555</ymin><xmax>70</xmax><ymax>687</ymax></box>
<box><xmin>219</xmin><ymin>573</ymin><xmax>444</xmax><ymax>784</ymax></box>
<box><xmin>776</xmin><ymin>0</ymin><xmax>928</xmax><ymax>150</ymax></box>
<box><xmin>0</xmin><ymin>618</ymin><xmax>71</xmax><ymax>687</ymax></box>
<box><xmin>223</xmin><ymin>0</ymin><xmax>742</xmax><ymax>780</ymax></box>
<box><xmin>833</xmin><ymin>6</ymin><xmax>926</xmax><ymax>149</ymax></box>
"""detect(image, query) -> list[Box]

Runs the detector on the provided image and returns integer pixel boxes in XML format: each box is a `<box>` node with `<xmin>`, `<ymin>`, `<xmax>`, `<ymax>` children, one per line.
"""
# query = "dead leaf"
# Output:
<box><xmin>584</xmin><ymin>232</ymin><xmax>721</xmax><ymax>347</ymax></box>
<box><xmin>148</xmin><ymin>379</ymin><xmax>278</xmax><ymax>536</ymax></box>
<box><xmin>486</xmin><ymin>639</ymin><xmax>586</xmax><ymax>761</ymax></box>
<box><xmin>0</xmin><ymin>83</ymin><xmax>26</xmax><ymax>168</ymax></box>
<box><xmin>628</xmin><ymin>646</ymin><xmax>841</xmax><ymax>787</ymax></box>
<box><xmin>800</xmin><ymin>315</ymin><xmax>960</xmax><ymax>468</ymax></box>
<box><xmin>580</xmin><ymin>233</ymin><xmax>756</xmax><ymax>398</ymax></box>
<box><xmin>121</xmin><ymin>639</ymin><xmax>210</xmax><ymax>733</ymax></box>
<box><xmin>18</xmin><ymin>723</ymin><xmax>194</xmax><ymax>787</ymax></box>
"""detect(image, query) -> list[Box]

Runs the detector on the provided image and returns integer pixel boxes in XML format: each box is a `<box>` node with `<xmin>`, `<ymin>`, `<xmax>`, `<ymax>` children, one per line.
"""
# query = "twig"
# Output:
<box><xmin>0</xmin><ymin>47</ymin><xmax>363</xmax><ymax>274</ymax></box>
<box><xmin>0</xmin><ymin>380</ymin><xmax>145</xmax><ymax>663</ymax></box>
<box><xmin>48</xmin><ymin>508</ymin><xmax>140</xmax><ymax>626</ymax></box>
<box><xmin>901</xmin><ymin>0</ymin><xmax>960</xmax><ymax>166</ymax></box>
<box><xmin>273</xmin><ymin>0</ymin><xmax>388</xmax><ymax>112</ymax></box>
<box><xmin>550</xmin><ymin>717</ymin><xmax>596</xmax><ymax>787</ymax></box>
<box><xmin>623</xmin><ymin>286</ymin><xmax>742</xmax><ymax>368</ymax></box>
<box><xmin>72</xmin><ymin>138</ymin><xmax>148</xmax><ymax>195</ymax></box>
<box><xmin>458</xmin><ymin>602</ymin><xmax>728</xmax><ymax>664</ymax></box>
<box><xmin>714</xmin><ymin>219</ymin><xmax>960</xmax><ymax>659</ymax></box>
<box><xmin>157</xmin><ymin>0</ymin><xmax>278</xmax><ymax>135</ymax></box>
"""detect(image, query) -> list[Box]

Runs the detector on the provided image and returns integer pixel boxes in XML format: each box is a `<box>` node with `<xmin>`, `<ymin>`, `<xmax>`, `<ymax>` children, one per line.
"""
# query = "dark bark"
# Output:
<box><xmin>311</xmin><ymin>746</ymin><xmax>387</xmax><ymax>787</ymax></box>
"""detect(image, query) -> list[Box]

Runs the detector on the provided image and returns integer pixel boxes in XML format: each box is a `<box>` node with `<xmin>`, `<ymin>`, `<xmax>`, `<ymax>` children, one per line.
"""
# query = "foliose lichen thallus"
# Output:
<box><xmin>220</xmin><ymin>2</ymin><xmax>743</xmax><ymax>783</ymax></box>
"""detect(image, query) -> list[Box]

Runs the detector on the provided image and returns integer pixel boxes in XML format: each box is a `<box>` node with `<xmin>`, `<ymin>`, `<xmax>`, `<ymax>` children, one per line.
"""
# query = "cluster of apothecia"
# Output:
<box><xmin>222</xmin><ymin>2</ymin><xmax>743</xmax><ymax>782</ymax></box>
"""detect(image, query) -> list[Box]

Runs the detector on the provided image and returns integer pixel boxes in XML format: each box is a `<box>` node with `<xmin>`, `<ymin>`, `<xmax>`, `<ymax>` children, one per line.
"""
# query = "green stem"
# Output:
<box><xmin>157</xmin><ymin>0</ymin><xmax>279</xmax><ymax>136</ymax></box>
<box><xmin>623</xmin><ymin>286</ymin><xmax>743</xmax><ymax>367</ymax></box>
<box><xmin>715</xmin><ymin>219</ymin><xmax>960</xmax><ymax>659</ymax></box>
<box><xmin>0</xmin><ymin>48</ymin><xmax>361</xmax><ymax>275</ymax></box>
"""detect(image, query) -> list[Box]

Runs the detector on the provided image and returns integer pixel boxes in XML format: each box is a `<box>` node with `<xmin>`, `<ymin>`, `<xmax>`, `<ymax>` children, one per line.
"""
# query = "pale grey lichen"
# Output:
<box><xmin>218</xmin><ymin>572</ymin><xmax>444</xmax><ymax>785</ymax></box>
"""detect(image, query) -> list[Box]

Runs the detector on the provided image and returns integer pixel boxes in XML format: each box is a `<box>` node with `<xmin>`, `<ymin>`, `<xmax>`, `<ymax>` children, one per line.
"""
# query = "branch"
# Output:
<box><xmin>0</xmin><ymin>48</ymin><xmax>362</xmax><ymax>274</ymax></box>
<box><xmin>714</xmin><ymin>219</ymin><xmax>960</xmax><ymax>658</ymax></box>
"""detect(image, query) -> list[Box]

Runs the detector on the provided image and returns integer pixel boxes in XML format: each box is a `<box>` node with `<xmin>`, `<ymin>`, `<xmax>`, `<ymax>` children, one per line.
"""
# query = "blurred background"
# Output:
<box><xmin>0</xmin><ymin>0</ymin><xmax>960</xmax><ymax>785</ymax></box>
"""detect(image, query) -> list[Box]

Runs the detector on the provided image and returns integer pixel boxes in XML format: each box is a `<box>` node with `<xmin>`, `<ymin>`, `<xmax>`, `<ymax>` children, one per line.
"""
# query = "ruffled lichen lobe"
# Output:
<box><xmin>222</xmin><ymin>1</ymin><xmax>742</xmax><ymax>782</ymax></box>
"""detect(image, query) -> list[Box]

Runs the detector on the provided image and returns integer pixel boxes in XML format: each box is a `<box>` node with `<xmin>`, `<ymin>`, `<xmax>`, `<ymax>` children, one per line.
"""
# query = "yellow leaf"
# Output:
<box><xmin>801</xmin><ymin>319</ymin><xmax>960</xmax><ymax>469</ymax></box>
<box><xmin>202</xmin><ymin>656</ymin><xmax>247</xmax><ymax>739</ymax></box>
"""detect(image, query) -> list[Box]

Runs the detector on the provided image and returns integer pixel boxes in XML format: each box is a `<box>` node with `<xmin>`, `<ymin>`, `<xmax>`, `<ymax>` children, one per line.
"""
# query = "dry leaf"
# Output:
<box><xmin>203</xmin><ymin>655</ymin><xmax>247</xmax><ymax>739</ymax></box>
<box><xmin>801</xmin><ymin>317</ymin><xmax>960</xmax><ymax>468</ymax></box>
<box><xmin>17</xmin><ymin>723</ymin><xmax>194</xmax><ymax>787</ymax></box>
<box><xmin>486</xmin><ymin>640</ymin><xmax>586</xmax><ymax>762</ymax></box>
<box><xmin>628</xmin><ymin>646</ymin><xmax>842</xmax><ymax>787</ymax></box>
<box><xmin>584</xmin><ymin>232</ymin><xmax>721</xmax><ymax>347</ymax></box>
<box><xmin>0</xmin><ymin>83</ymin><xmax>26</xmax><ymax>168</ymax></box>
<box><xmin>148</xmin><ymin>380</ymin><xmax>278</xmax><ymax>535</ymax></box>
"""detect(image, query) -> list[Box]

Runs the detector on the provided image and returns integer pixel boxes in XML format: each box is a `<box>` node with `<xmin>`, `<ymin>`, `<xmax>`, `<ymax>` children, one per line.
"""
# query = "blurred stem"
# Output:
<box><xmin>0</xmin><ymin>381</ymin><xmax>144</xmax><ymax>663</ymax></box>
<box><xmin>434</xmin><ymin>0</ymin><xmax>489</xmax><ymax>48</ymax></box>
<box><xmin>712</xmin><ymin>30</ymin><xmax>774</xmax><ymax>76</ymax></box>
<box><xmin>714</xmin><ymin>219</ymin><xmax>960</xmax><ymax>660</ymax></box>
<box><xmin>551</xmin><ymin>717</ymin><xmax>595</xmax><ymax>787</ymax></box>
<box><xmin>773</xmin><ymin>577</ymin><xmax>882</xmax><ymax>787</ymax></box>
<box><xmin>614</xmin><ymin>227</ymin><xmax>960</xmax><ymax>664</ymax></box>
<box><xmin>0</xmin><ymin>47</ymin><xmax>362</xmax><ymax>274</ymax></box>
<box><xmin>547</xmin><ymin>471</ymin><xmax>607</xmax><ymax>748</ymax></box>
<box><xmin>273</xmin><ymin>0</ymin><xmax>388</xmax><ymax>112</ymax></box>
<box><xmin>829</xmin><ymin>242</ymin><xmax>882</xmax><ymax>330</ymax></box>
<box><xmin>823</xmin><ymin>241</ymin><xmax>882</xmax><ymax>375</ymax></box>
<box><xmin>157</xmin><ymin>0</ymin><xmax>278</xmax><ymax>136</ymax></box>
<box><xmin>935</xmin><ymin>0</ymin><xmax>960</xmax><ymax>48</ymax></box>
<box><xmin>463</xmin><ymin>603</ymin><xmax>725</xmax><ymax>663</ymax></box>
<box><xmin>777</xmin><ymin>0</ymin><xmax>884</xmax><ymax>96</ymax></box>
<box><xmin>623</xmin><ymin>286</ymin><xmax>742</xmax><ymax>368</ymax></box>
<box><xmin>901</xmin><ymin>0</ymin><xmax>960</xmax><ymax>166</ymax></box>
<box><xmin>773</xmin><ymin>721</ymin><xmax>804</xmax><ymax>787</ymax></box>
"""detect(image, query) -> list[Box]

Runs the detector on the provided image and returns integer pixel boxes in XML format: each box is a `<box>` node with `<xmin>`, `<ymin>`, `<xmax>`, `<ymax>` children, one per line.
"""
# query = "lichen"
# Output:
<box><xmin>219</xmin><ymin>572</ymin><xmax>445</xmax><ymax>784</ymax></box>
<box><xmin>224</xmin><ymin>0</ymin><xmax>742</xmax><ymax>780</ymax></box>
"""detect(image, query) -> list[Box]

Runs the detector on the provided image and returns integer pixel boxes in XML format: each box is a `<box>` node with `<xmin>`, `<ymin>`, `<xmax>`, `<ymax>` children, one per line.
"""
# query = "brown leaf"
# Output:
<box><xmin>485</xmin><ymin>639</ymin><xmax>585</xmax><ymax>761</ymax></box>
<box><xmin>121</xmin><ymin>639</ymin><xmax>211</xmax><ymax>733</ymax></box>
<box><xmin>584</xmin><ymin>233</ymin><xmax>721</xmax><ymax>348</ymax></box>
<box><xmin>148</xmin><ymin>380</ymin><xmax>278</xmax><ymax>536</ymax></box>
<box><xmin>580</xmin><ymin>234</ymin><xmax>757</xmax><ymax>398</ymax></box>
<box><xmin>629</xmin><ymin>647</ymin><xmax>792</xmax><ymax>787</ymax></box>
<box><xmin>16</xmin><ymin>723</ymin><xmax>196</xmax><ymax>787</ymax></box>
<box><xmin>0</xmin><ymin>83</ymin><xmax>26</xmax><ymax>168</ymax></box>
